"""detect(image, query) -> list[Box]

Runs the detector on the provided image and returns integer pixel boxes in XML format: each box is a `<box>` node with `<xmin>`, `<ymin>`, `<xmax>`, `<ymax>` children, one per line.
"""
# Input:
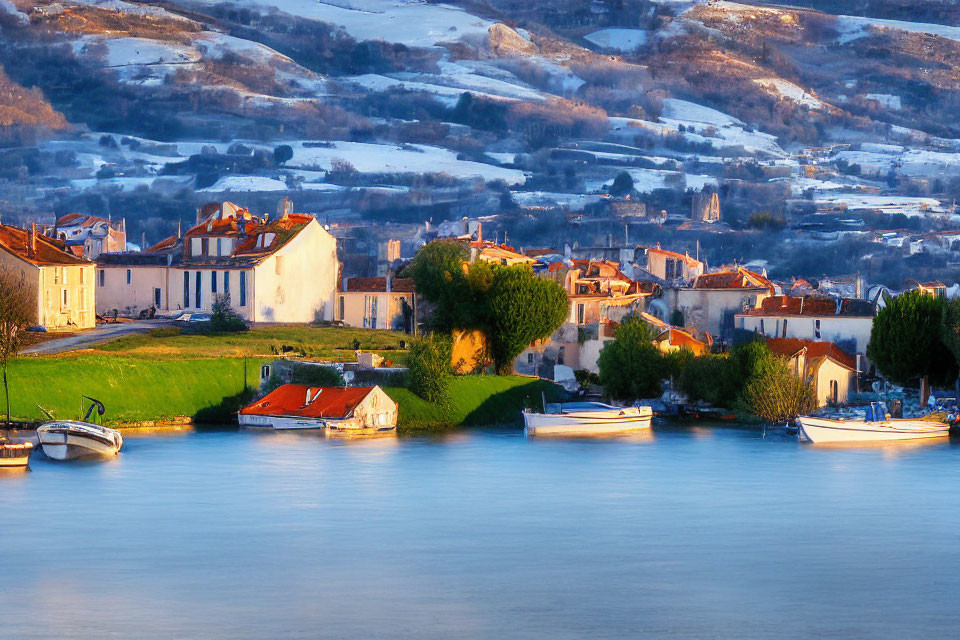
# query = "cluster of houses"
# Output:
<box><xmin>0</xmin><ymin>198</ymin><xmax>947</xmax><ymax>411</ymax></box>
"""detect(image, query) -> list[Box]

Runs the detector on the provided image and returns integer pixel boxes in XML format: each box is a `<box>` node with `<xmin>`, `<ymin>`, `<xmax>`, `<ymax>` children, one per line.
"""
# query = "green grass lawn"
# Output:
<box><xmin>94</xmin><ymin>325</ymin><xmax>410</xmax><ymax>363</ymax></box>
<box><xmin>5</xmin><ymin>355</ymin><xmax>266</xmax><ymax>425</ymax></box>
<box><xmin>386</xmin><ymin>376</ymin><xmax>565</xmax><ymax>431</ymax></box>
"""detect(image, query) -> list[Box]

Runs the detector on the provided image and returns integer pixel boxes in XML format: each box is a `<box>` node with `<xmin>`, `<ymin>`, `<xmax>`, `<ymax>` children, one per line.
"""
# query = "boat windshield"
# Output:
<box><xmin>544</xmin><ymin>402</ymin><xmax>618</xmax><ymax>414</ymax></box>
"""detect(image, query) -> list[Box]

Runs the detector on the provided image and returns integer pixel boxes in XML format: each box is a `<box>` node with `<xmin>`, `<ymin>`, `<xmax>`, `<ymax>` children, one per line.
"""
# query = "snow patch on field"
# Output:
<box><xmin>661</xmin><ymin>98</ymin><xmax>744</xmax><ymax>127</ymax></box>
<box><xmin>597</xmin><ymin>168</ymin><xmax>718</xmax><ymax>194</ymax></box>
<box><xmin>865</xmin><ymin>93</ymin><xmax>902</xmax><ymax>110</ymax></box>
<box><xmin>510</xmin><ymin>191</ymin><xmax>604</xmax><ymax>210</ymax></box>
<box><xmin>200</xmin><ymin>176</ymin><xmax>290</xmax><ymax>192</ymax></box>
<box><xmin>813</xmin><ymin>193</ymin><xmax>943</xmax><ymax>216</ymax></box>
<box><xmin>171</xmin><ymin>0</ymin><xmax>493</xmax><ymax>47</ymax></box>
<box><xmin>287</xmin><ymin>141</ymin><xmax>527</xmax><ymax>184</ymax></box>
<box><xmin>836</xmin><ymin>14</ymin><xmax>960</xmax><ymax>45</ymax></box>
<box><xmin>100</xmin><ymin>37</ymin><xmax>201</xmax><ymax>67</ymax></box>
<box><xmin>753</xmin><ymin>78</ymin><xmax>825</xmax><ymax>110</ymax></box>
<box><xmin>584</xmin><ymin>28</ymin><xmax>648</xmax><ymax>51</ymax></box>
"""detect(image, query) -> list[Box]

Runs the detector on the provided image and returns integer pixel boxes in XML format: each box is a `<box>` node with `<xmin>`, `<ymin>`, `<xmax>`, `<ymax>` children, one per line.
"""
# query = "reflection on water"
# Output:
<box><xmin>3</xmin><ymin>424</ymin><xmax>960</xmax><ymax>639</ymax></box>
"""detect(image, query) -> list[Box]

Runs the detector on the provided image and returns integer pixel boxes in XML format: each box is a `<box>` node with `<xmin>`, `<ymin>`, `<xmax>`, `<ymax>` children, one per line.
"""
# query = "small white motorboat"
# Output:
<box><xmin>523</xmin><ymin>401</ymin><xmax>653</xmax><ymax>436</ymax></box>
<box><xmin>0</xmin><ymin>440</ymin><xmax>33</xmax><ymax>468</ymax></box>
<box><xmin>36</xmin><ymin>421</ymin><xmax>124</xmax><ymax>460</ymax></box>
<box><xmin>798</xmin><ymin>402</ymin><xmax>950</xmax><ymax>444</ymax></box>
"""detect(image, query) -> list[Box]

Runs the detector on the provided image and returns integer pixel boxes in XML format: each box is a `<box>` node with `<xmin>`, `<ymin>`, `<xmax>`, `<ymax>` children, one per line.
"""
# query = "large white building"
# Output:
<box><xmin>96</xmin><ymin>201</ymin><xmax>339</xmax><ymax>322</ymax></box>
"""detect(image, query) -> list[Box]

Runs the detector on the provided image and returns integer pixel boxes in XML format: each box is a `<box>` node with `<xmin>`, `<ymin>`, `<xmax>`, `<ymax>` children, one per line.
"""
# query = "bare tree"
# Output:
<box><xmin>0</xmin><ymin>266</ymin><xmax>35</xmax><ymax>426</ymax></box>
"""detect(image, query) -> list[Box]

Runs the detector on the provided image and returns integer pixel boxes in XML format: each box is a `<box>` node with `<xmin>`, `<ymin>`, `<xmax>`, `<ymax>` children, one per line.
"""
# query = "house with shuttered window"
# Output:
<box><xmin>96</xmin><ymin>201</ymin><xmax>339</xmax><ymax>323</ymax></box>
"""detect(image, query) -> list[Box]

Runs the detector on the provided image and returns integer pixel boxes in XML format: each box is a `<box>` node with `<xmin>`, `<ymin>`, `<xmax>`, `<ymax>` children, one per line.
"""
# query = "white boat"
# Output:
<box><xmin>0</xmin><ymin>441</ymin><xmax>33</xmax><ymax>468</ymax></box>
<box><xmin>37</xmin><ymin>421</ymin><xmax>124</xmax><ymax>460</ymax></box>
<box><xmin>798</xmin><ymin>403</ymin><xmax>950</xmax><ymax>444</ymax></box>
<box><xmin>523</xmin><ymin>402</ymin><xmax>653</xmax><ymax>436</ymax></box>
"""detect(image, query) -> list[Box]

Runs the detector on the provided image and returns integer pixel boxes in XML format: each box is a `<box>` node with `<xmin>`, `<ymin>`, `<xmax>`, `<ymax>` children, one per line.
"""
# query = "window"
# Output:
<box><xmin>79</xmin><ymin>268</ymin><xmax>85</xmax><ymax>284</ymax></box>
<box><xmin>815</xmin><ymin>319</ymin><xmax>821</xmax><ymax>339</ymax></box>
<box><xmin>211</xmin><ymin>271</ymin><xmax>217</xmax><ymax>294</ymax></box>
<box><xmin>339</xmin><ymin>296</ymin><xmax>345</xmax><ymax>321</ymax></box>
<box><xmin>224</xmin><ymin>272</ymin><xmax>230</xmax><ymax>296</ymax></box>
<box><xmin>782</xmin><ymin>319</ymin><xmax>788</xmax><ymax>338</ymax></box>
<box><xmin>261</xmin><ymin>365</ymin><xmax>271</xmax><ymax>380</ymax></box>
<box><xmin>154</xmin><ymin>288</ymin><xmax>162</xmax><ymax>307</ymax></box>
<box><xmin>760</xmin><ymin>319</ymin><xmax>765</xmax><ymax>334</ymax></box>
<box><xmin>183</xmin><ymin>272</ymin><xmax>189</xmax><ymax>309</ymax></box>
<box><xmin>239</xmin><ymin>272</ymin><xmax>246</xmax><ymax>307</ymax></box>
<box><xmin>775</xmin><ymin>319</ymin><xmax>780</xmax><ymax>336</ymax></box>
<box><xmin>126</xmin><ymin>269</ymin><xmax>131</xmax><ymax>285</ymax></box>
<box><xmin>195</xmin><ymin>271</ymin><xmax>202</xmax><ymax>308</ymax></box>
<box><xmin>527</xmin><ymin>353</ymin><xmax>534</xmax><ymax>364</ymax></box>
<box><xmin>558</xmin><ymin>346</ymin><xmax>565</xmax><ymax>365</ymax></box>
<box><xmin>62</xmin><ymin>289</ymin><xmax>68</xmax><ymax>309</ymax></box>
<box><xmin>216</xmin><ymin>238</ymin><xmax>222</xmax><ymax>256</ymax></box>
<box><xmin>53</xmin><ymin>268</ymin><xmax>59</xmax><ymax>285</ymax></box>
<box><xmin>577</xmin><ymin>304</ymin><xmax>585</xmax><ymax>324</ymax></box>
<box><xmin>201</xmin><ymin>238</ymin><xmax>209</xmax><ymax>256</ymax></box>
<box><xmin>98</xmin><ymin>270</ymin><xmax>105</xmax><ymax>287</ymax></box>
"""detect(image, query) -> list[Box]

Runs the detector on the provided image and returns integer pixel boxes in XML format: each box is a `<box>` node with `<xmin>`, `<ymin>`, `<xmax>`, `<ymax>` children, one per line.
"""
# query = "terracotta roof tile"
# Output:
<box><xmin>0</xmin><ymin>224</ymin><xmax>91</xmax><ymax>266</ymax></box>
<box><xmin>694</xmin><ymin>267</ymin><xmax>774</xmax><ymax>292</ymax></box>
<box><xmin>744</xmin><ymin>296</ymin><xmax>875</xmax><ymax>317</ymax></box>
<box><xmin>240</xmin><ymin>385</ymin><xmax>376</xmax><ymax>419</ymax></box>
<box><xmin>345</xmin><ymin>277</ymin><xmax>415</xmax><ymax>293</ymax></box>
<box><xmin>766</xmin><ymin>337</ymin><xmax>856</xmax><ymax>370</ymax></box>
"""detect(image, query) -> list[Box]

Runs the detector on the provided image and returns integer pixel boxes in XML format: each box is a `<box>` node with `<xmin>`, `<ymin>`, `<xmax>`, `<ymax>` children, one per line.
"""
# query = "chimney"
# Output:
<box><xmin>29</xmin><ymin>223</ymin><xmax>36</xmax><ymax>258</ymax></box>
<box><xmin>476</xmin><ymin>221</ymin><xmax>482</xmax><ymax>244</ymax></box>
<box><xmin>177</xmin><ymin>219</ymin><xmax>182</xmax><ymax>239</ymax></box>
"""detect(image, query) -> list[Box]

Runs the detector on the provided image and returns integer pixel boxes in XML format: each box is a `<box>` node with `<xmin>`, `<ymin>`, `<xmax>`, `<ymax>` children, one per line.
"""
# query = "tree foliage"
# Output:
<box><xmin>739</xmin><ymin>347</ymin><xmax>817</xmax><ymax>423</ymax></box>
<box><xmin>597</xmin><ymin>318</ymin><xmax>666</xmax><ymax>401</ymax></box>
<box><xmin>867</xmin><ymin>290</ymin><xmax>957</xmax><ymax>387</ymax></box>
<box><xmin>273</xmin><ymin>144</ymin><xmax>293</xmax><ymax>165</ymax></box>
<box><xmin>610</xmin><ymin>171</ymin><xmax>634</xmax><ymax>197</ymax></box>
<box><xmin>210</xmin><ymin>294</ymin><xmax>247</xmax><ymax>333</ymax></box>
<box><xmin>0</xmin><ymin>266</ymin><xmax>35</xmax><ymax>425</ymax></box>
<box><xmin>486</xmin><ymin>265</ymin><xmax>570</xmax><ymax>374</ymax></box>
<box><xmin>407</xmin><ymin>241</ymin><xmax>568</xmax><ymax>374</ymax></box>
<box><xmin>941</xmin><ymin>297</ymin><xmax>960</xmax><ymax>373</ymax></box>
<box><xmin>407</xmin><ymin>333</ymin><xmax>453</xmax><ymax>407</ymax></box>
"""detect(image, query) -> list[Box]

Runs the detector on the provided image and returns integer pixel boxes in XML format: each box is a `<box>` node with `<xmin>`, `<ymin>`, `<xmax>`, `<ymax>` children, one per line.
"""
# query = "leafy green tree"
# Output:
<box><xmin>609</xmin><ymin>171</ymin><xmax>634</xmax><ymax>196</ymax></box>
<box><xmin>209</xmin><ymin>294</ymin><xmax>247</xmax><ymax>333</ymax></box>
<box><xmin>407</xmin><ymin>334</ymin><xmax>453</xmax><ymax>408</ymax></box>
<box><xmin>273</xmin><ymin>144</ymin><xmax>293</xmax><ymax>165</ymax></box>
<box><xmin>0</xmin><ymin>267</ymin><xmax>34</xmax><ymax>425</ymax></box>
<box><xmin>739</xmin><ymin>348</ymin><xmax>817</xmax><ymax>423</ymax></box>
<box><xmin>597</xmin><ymin>318</ymin><xmax>666</xmax><ymax>401</ymax></box>
<box><xmin>867</xmin><ymin>290</ymin><xmax>957</xmax><ymax>387</ymax></box>
<box><xmin>406</xmin><ymin>240</ymin><xmax>472</xmax><ymax>331</ymax></box>
<box><xmin>941</xmin><ymin>297</ymin><xmax>960</xmax><ymax>375</ymax></box>
<box><xmin>486</xmin><ymin>265</ymin><xmax>568</xmax><ymax>374</ymax></box>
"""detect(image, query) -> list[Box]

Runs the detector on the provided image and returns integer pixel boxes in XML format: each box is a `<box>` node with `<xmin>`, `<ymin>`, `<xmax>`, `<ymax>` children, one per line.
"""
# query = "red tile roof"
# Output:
<box><xmin>146</xmin><ymin>235</ymin><xmax>178</xmax><ymax>252</ymax></box>
<box><xmin>240</xmin><ymin>385</ymin><xmax>376</xmax><ymax>419</ymax></box>
<box><xmin>694</xmin><ymin>267</ymin><xmax>774</xmax><ymax>292</ymax></box>
<box><xmin>345</xmin><ymin>277</ymin><xmax>415</xmax><ymax>293</ymax></box>
<box><xmin>743</xmin><ymin>296</ymin><xmax>875</xmax><ymax>317</ymax></box>
<box><xmin>233</xmin><ymin>215</ymin><xmax>313</xmax><ymax>256</ymax></box>
<box><xmin>0</xmin><ymin>224</ymin><xmax>91</xmax><ymax>266</ymax></box>
<box><xmin>766</xmin><ymin>337</ymin><xmax>856</xmax><ymax>370</ymax></box>
<box><xmin>645</xmin><ymin>246</ymin><xmax>702</xmax><ymax>268</ymax></box>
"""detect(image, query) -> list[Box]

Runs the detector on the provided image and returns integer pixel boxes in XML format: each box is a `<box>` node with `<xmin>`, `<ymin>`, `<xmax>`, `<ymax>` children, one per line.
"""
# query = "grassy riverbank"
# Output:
<box><xmin>6</xmin><ymin>355</ymin><xmax>264</xmax><ymax>425</ymax></box>
<box><xmin>386</xmin><ymin>376</ymin><xmax>564</xmax><ymax>431</ymax></box>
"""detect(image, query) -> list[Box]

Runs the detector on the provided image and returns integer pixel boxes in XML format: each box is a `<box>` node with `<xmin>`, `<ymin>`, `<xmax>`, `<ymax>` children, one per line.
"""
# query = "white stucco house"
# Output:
<box><xmin>96</xmin><ymin>201</ymin><xmax>339</xmax><ymax>322</ymax></box>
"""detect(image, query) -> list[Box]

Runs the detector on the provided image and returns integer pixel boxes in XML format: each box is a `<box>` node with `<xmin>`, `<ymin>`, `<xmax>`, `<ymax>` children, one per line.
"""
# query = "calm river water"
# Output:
<box><xmin>3</xmin><ymin>425</ymin><xmax>960</xmax><ymax>639</ymax></box>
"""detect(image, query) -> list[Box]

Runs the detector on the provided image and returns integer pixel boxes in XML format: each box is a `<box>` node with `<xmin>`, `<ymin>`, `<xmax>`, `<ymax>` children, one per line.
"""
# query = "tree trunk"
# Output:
<box><xmin>3</xmin><ymin>366</ymin><xmax>8</xmax><ymax>428</ymax></box>
<box><xmin>920</xmin><ymin>375</ymin><xmax>930</xmax><ymax>408</ymax></box>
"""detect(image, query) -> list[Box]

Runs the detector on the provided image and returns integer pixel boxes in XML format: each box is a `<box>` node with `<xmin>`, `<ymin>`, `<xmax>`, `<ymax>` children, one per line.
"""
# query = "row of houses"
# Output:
<box><xmin>0</xmin><ymin>200</ymin><xmax>418</xmax><ymax>332</ymax></box>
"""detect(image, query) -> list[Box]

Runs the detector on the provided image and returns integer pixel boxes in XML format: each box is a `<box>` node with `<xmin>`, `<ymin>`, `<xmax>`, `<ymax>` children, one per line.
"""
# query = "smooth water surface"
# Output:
<box><xmin>3</xmin><ymin>426</ymin><xmax>960</xmax><ymax>639</ymax></box>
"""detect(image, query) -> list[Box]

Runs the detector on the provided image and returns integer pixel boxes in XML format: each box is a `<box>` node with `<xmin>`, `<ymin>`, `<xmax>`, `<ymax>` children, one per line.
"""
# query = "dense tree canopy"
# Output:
<box><xmin>0</xmin><ymin>266</ymin><xmax>35</xmax><ymax>425</ymax></box>
<box><xmin>407</xmin><ymin>241</ymin><xmax>568</xmax><ymax>374</ymax></box>
<box><xmin>597</xmin><ymin>318</ymin><xmax>666</xmax><ymax>401</ymax></box>
<box><xmin>942</xmin><ymin>297</ymin><xmax>960</xmax><ymax>373</ymax></box>
<box><xmin>867</xmin><ymin>290</ymin><xmax>957</xmax><ymax>387</ymax></box>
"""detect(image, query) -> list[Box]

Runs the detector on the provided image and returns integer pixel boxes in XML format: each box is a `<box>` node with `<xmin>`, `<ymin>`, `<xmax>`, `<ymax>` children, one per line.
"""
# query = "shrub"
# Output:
<box><xmin>407</xmin><ymin>334</ymin><xmax>453</xmax><ymax>406</ymax></box>
<box><xmin>290</xmin><ymin>364</ymin><xmax>345</xmax><ymax>387</ymax></box>
<box><xmin>597</xmin><ymin>318</ymin><xmax>666</xmax><ymax>401</ymax></box>
<box><xmin>209</xmin><ymin>294</ymin><xmax>247</xmax><ymax>333</ymax></box>
<box><xmin>739</xmin><ymin>351</ymin><xmax>817</xmax><ymax>423</ymax></box>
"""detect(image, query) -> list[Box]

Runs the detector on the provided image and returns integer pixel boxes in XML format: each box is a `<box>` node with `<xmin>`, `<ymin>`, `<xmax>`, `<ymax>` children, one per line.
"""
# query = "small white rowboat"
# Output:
<box><xmin>37</xmin><ymin>421</ymin><xmax>123</xmax><ymax>460</ymax></box>
<box><xmin>524</xmin><ymin>402</ymin><xmax>652</xmax><ymax>437</ymax></box>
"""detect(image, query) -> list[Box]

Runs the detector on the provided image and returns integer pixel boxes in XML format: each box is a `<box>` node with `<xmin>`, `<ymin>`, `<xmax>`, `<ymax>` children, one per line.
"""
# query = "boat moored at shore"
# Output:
<box><xmin>797</xmin><ymin>402</ymin><xmax>951</xmax><ymax>444</ymax></box>
<box><xmin>523</xmin><ymin>402</ymin><xmax>653</xmax><ymax>436</ymax></box>
<box><xmin>36</xmin><ymin>422</ymin><xmax>124</xmax><ymax>460</ymax></box>
<box><xmin>0</xmin><ymin>440</ymin><xmax>33</xmax><ymax>467</ymax></box>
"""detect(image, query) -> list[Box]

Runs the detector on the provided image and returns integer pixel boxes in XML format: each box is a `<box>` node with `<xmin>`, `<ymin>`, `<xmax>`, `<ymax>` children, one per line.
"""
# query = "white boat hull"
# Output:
<box><xmin>524</xmin><ymin>406</ymin><xmax>652</xmax><ymax>436</ymax></box>
<box><xmin>37</xmin><ymin>422</ymin><xmax>123</xmax><ymax>460</ymax></box>
<box><xmin>238</xmin><ymin>414</ymin><xmax>325</xmax><ymax>430</ymax></box>
<box><xmin>797</xmin><ymin>416</ymin><xmax>950</xmax><ymax>444</ymax></box>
